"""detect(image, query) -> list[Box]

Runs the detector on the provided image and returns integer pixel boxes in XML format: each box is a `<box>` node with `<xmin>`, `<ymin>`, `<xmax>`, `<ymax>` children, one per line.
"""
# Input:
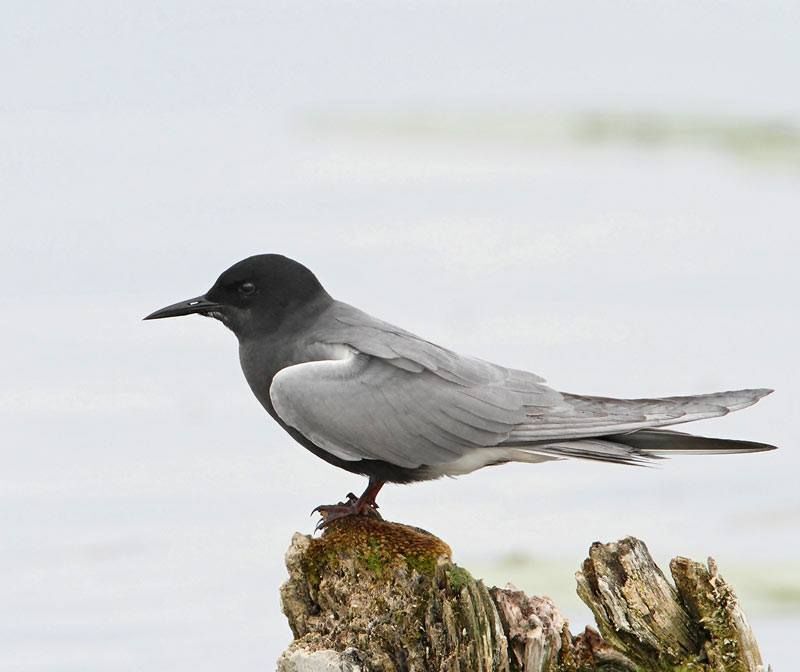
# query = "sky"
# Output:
<box><xmin>1</xmin><ymin>2</ymin><xmax>799</xmax><ymax>670</ymax></box>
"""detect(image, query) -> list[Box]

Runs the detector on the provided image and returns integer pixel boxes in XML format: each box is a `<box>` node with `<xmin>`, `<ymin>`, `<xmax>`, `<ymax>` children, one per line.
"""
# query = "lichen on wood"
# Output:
<box><xmin>576</xmin><ymin>537</ymin><xmax>766</xmax><ymax>672</ymax></box>
<box><xmin>489</xmin><ymin>588</ymin><xmax>567</xmax><ymax>671</ymax></box>
<box><xmin>670</xmin><ymin>556</ymin><xmax>765</xmax><ymax>672</ymax></box>
<box><xmin>279</xmin><ymin>516</ymin><xmax>508</xmax><ymax>672</ymax></box>
<box><xmin>575</xmin><ymin>537</ymin><xmax>702</xmax><ymax>669</ymax></box>
<box><xmin>278</xmin><ymin>520</ymin><xmax>767</xmax><ymax>672</ymax></box>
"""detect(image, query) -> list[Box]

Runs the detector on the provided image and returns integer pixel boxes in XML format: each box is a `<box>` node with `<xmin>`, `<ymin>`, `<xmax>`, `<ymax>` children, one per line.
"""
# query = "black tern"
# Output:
<box><xmin>145</xmin><ymin>254</ymin><xmax>775</xmax><ymax>526</ymax></box>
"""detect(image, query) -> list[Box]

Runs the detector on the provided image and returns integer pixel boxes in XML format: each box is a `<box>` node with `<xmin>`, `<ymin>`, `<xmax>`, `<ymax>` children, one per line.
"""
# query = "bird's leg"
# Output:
<box><xmin>312</xmin><ymin>478</ymin><xmax>385</xmax><ymax>530</ymax></box>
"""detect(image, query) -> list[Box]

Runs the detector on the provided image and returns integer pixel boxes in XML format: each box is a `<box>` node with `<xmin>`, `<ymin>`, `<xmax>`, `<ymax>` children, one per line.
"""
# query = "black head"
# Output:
<box><xmin>144</xmin><ymin>254</ymin><xmax>330</xmax><ymax>338</ymax></box>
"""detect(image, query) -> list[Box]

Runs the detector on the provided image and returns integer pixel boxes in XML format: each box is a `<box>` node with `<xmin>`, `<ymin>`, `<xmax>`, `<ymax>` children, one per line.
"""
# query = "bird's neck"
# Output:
<box><xmin>236</xmin><ymin>293</ymin><xmax>335</xmax><ymax>414</ymax></box>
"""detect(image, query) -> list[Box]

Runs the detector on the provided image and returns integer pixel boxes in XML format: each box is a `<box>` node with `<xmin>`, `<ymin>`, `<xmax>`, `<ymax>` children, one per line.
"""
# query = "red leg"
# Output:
<box><xmin>358</xmin><ymin>478</ymin><xmax>384</xmax><ymax>510</ymax></box>
<box><xmin>312</xmin><ymin>478</ymin><xmax>385</xmax><ymax>530</ymax></box>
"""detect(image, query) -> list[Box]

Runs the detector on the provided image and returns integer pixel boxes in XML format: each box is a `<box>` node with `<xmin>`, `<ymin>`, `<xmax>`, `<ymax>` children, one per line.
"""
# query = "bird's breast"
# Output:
<box><xmin>238</xmin><ymin>337</ymin><xmax>356</xmax><ymax>418</ymax></box>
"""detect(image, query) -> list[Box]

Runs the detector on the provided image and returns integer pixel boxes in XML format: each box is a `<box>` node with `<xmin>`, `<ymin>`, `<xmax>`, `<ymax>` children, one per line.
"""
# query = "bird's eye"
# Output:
<box><xmin>239</xmin><ymin>282</ymin><xmax>256</xmax><ymax>296</ymax></box>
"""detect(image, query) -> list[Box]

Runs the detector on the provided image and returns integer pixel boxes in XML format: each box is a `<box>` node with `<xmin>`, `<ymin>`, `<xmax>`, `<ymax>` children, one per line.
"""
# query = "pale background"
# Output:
<box><xmin>1</xmin><ymin>2</ymin><xmax>798</xmax><ymax>670</ymax></box>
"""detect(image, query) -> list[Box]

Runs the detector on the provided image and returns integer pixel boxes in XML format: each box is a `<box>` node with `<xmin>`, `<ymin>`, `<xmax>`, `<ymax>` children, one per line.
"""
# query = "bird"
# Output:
<box><xmin>145</xmin><ymin>254</ymin><xmax>775</xmax><ymax>527</ymax></box>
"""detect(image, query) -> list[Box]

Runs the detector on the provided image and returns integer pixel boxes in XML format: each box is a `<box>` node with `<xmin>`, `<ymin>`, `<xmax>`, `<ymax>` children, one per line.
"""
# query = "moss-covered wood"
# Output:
<box><xmin>279</xmin><ymin>516</ymin><xmax>508</xmax><ymax>672</ymax></box>
<box><xmin>670</xmin><ymin>556</ymin><xmax>765</xmax><ymax>672</ymax></box>
<box><xmin>576</xmin><ymin>538</ymin><xmax>765</xmax><ymax>672</ymax></box>
<box><xmin>278</xmin><ymin>520</ymin><xmax>766</xmax><ymax>672</ymax></box>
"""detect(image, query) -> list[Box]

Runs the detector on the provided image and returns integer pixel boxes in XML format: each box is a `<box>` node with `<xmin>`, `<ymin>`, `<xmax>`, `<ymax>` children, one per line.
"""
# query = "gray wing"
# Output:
<box><xmin>320</xmin><ymin>302</ymin><xmax>554</xmax><ymax>389</ymax></box>
<box><xmin>270</xmin><ymin>351</ymin><xmax>556</xmax><ymax>469</ymax></box>
<box><xmin>269</xmin><ymin>302</ymin><xmax>771</xmax><ymax>470</ymax></box>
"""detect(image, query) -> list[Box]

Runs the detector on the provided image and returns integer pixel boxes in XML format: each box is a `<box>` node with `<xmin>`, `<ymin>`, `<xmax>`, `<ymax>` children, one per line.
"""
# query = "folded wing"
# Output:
<box><xmin>270</xmin><ymin>351</ymin><xmax>550</xmax><ymax>468</ymax></box>
<box><xmin>269</xmin><ymin>302</ymin><xmax>773</xmax><ymax>472</ymax></box>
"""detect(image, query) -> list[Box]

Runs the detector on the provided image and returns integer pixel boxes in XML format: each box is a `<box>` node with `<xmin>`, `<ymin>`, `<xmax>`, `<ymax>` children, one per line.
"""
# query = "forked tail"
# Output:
<box><xmin>507</xmin><ymin>388</ymin><xmax>776</xmax><ymax>466</ymax></box>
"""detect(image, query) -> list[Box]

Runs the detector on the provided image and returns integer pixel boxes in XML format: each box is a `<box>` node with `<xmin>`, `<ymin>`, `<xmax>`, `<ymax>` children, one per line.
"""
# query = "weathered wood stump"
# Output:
<box><xmin>277</xmin><ymin>518</ymin><xmax>766</xmax><ymax>672</ymax></box>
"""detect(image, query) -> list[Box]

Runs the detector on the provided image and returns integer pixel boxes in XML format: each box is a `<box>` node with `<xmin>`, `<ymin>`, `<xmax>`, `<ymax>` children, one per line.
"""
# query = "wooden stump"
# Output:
<box><xmin>577</xmin><ymin>537</ymin><xmax>765</xmax><ymax>671</ymax></box>
<box><xmin>279</xmin><ymin>516</ymin><xmax>508</xmax><ymax>672</ymax></box>
<box><xmin>277</xmin><ymin>520</ymin><xmax>766</xmax><ymax>672</ymax></box>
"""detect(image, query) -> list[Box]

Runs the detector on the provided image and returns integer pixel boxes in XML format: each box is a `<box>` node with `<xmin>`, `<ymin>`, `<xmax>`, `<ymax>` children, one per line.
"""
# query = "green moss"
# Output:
<box><xmin>300</xmin><ymin>546</ymin><xmax>334</xmax><ymax>590</ymax></box>
<box><xmin>298</xmin><ymin>516</ymin><xmax>451</xmax><ymax>599</ymax></box>
<box><xmin>446</xmin><ymin>566</ymin><xmax>474</xmax><ymax>594</ymax></box>
<box><xmin>404</xmin><ymin>552</ymin><xmax>437</xmax><ymax>576</ymax></box>
<box><xmin>363</xmin><ymin>539</ymin><xmax>388</xmax><ymax>577</ymax></box>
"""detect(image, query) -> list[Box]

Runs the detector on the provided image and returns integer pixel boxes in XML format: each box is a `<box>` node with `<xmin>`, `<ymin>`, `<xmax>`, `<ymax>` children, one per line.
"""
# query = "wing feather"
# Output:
<box><xmin>268</xmin><ymin>302</ymin><xmax>772</xmax><ymax>473</ymax></box>
<box><xmin>270</xmin><ymin>352</ymin><xmax>525</xmax><ymax>468</ymax></box>
<box><xmin>325</xmin><ymin>302</ymin><xmax>550</xmax><ymax>390</ymax></box>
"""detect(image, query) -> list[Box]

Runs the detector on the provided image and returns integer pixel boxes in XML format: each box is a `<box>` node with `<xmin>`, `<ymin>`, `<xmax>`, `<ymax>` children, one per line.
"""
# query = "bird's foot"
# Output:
<box><xmin>312</xmin><ymin>492</ymin><xmax>382</xmax><ymax>531</ymax></box>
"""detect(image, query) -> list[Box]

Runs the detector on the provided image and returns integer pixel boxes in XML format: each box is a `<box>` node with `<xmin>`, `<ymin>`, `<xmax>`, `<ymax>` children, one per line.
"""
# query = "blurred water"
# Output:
<box><xmin>2</xmin><ymin>2</ymin><xmax>799</xmax><ymax>670</ymax></box>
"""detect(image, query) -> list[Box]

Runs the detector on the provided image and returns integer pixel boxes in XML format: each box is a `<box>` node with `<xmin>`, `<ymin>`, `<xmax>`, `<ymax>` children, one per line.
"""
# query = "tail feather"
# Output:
<box><xmin>503</xmin><ymin>387</ymin><xmax>775</xmax><ymax>467</ymax></box>
<box><xmin>514</xmin><ymin>439</ymin><xmax>656</xmax><ymax>466</ymax></box>
<box><xmin>509</xmin><ymin>428</ymin><xmax>776</xmax><ymax>467</ymax></box>
<box><xmin>510</xmin><ymin>388</ymin><xmax>773</xmax><ymax>441</ymax></box>
<box><xmin>608</xmin><ymin>429</ymin><xmax>777</xmax><ymax>456</ymax></box>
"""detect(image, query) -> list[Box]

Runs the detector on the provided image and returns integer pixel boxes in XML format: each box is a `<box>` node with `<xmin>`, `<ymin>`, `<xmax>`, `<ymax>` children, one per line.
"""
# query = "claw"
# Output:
<box><xmin>310</xmin><ymin>479</ymin><xmax>386</xmax><ymax>532</ymax></box>
<box><xmin>310</xmin><ymin>499</ymin><xmax>382</xmax><ymax>532</ymax></box>
<box><xmin>310</xmin><ymin>492</ymin><xmax>359</xmax><ymax>517</ymax></box>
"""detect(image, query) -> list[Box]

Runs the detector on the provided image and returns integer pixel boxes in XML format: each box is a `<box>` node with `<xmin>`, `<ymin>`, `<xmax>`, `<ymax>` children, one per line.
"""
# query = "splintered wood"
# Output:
<box><xmin>278</xmin><ymin>520</ymin><xmax>766</xmax><ymax>672</ymax></box>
